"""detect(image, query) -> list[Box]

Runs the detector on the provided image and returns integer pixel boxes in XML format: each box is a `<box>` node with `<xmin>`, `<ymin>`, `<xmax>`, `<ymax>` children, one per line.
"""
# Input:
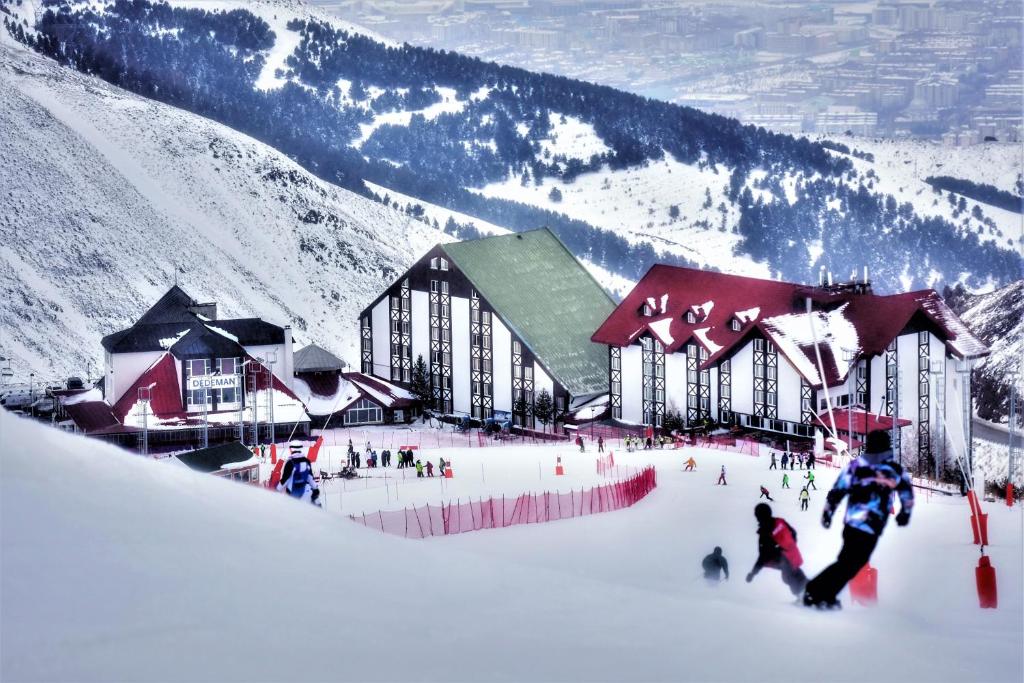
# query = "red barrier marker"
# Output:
<box><xmin>1007</xmin><ymin>483</ymin><xmax>1015</xmax><ymax>508</ymax></box>
<box><xmin>270</xmin><ymin>443</ymin><xmax>278</xmax><ymax>465</ymax></box>
<box><xmin>555</xmin><ymin>456</ymin><xmax>564</xmax><ymax>476</ymax></box>
<box><xmin>849</xmin><ymin>563</ymin><xmax>878</xmax><ymax>606</ymax></box>
<box><xmin>445</xmin><ymin>461</ymin><xmax>454</xmax><ymax>479</ymax></box>
<box><xmin>976</xmin><ymin>555</ymin><xmax>998</xmax><ymax>609</ymax></box>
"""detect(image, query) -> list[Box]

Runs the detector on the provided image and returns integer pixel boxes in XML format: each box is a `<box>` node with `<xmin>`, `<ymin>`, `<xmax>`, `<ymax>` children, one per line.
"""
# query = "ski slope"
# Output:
<box><xmin>2</xmin><ymin>412</ymin><xmax>1020</xmax><ymax>682</ymax></box>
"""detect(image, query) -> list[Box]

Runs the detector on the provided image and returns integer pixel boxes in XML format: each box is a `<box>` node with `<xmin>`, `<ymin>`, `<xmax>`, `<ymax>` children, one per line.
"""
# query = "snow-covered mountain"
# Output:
<box><xmin>0</xmin><ymin>32</ymin><xmax>445</xmax><ymax>380</ymax></box>
<box><xmin>954</xmin><ymin>280</ymin><xmax>1024</xmax><ymax>422</ymax></box>
<box><xmin>6</xmin><ymin>0</ymin><xmax>1020</xmax><ymax>294</ymax></box>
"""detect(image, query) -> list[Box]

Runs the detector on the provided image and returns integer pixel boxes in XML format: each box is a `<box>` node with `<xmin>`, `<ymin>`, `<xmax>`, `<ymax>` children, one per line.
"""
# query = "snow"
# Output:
<box><xmin>204</xmin><ymin>324</ymin><xmax>239</xmax><ymax>343</ymax></box>
<box><xmin>291</xmin><ymin>375</ymin><xmax>360</xmax><ymax>415</ymax></box>
<box><xmin>61</xmin><ymin>387</ymin><xmax>103</xmax><ymax>406</ymax></box>
<box><xmin>0</xmin><ymin>38</ymin><xmax>445</xmax><ymax>380</ymax></box>
<box><xmin>693</xmin><ymin>326</ymin><xmax>722</xmax><ymax>354</ymax></box>
<box><xmin>648</xmin><ymin>317</ymin><xmax>674</xmax><ymax>345</ymax></box>
<box><xmin>735</xmin><ymin>306</ymin><xmax>761</xmax><ymax>323</ymax></box>
<box><xmin>539</xmin><ymin>114</ymin><xmax>611</xmax><ymax>161</ymax></box>
<box><xmin>762</xmin><ymin>303</ymin><xmax>861</xmax><ymax>386</ymax></box>
<box><xmin>2</xmin><ymin>412</ymin><xmax>1021</xmax><ymax>682</ymax></box>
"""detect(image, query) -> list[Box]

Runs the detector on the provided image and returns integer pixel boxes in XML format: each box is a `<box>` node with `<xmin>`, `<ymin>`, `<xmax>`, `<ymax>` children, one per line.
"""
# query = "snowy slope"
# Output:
<box><xmin>0</xmin><ymin>35</ymin><xmax>445</xmax><ymax>381</ymax></box>
<box><xmin>958</xmin><ymin>280</ymin><xmax>1024</xmax><ymax>423</ymax></box>
<box><xmin>2</xmin><ymin>412</ymin><xmax>1022</xmax><ymax>682</ymax></box>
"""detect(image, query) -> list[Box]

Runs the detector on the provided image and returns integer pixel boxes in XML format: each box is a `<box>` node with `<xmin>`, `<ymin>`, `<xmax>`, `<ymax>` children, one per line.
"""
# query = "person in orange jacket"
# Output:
<box><xmin>684</xmin><ymin>456</ymin><xmax>697</xmax><ymax>471</ymax></box>
<box><xmin>746</xmin><ymin>503</ymin><xmax>807</xmax><ymax>597</ymax></box>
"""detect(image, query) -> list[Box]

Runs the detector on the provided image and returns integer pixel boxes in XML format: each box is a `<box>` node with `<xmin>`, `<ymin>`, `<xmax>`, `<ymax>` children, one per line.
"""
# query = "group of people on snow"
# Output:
<box><xmin>769</xmin><ymin>450</ymin><xmax>815</xmax><ymax>470</ymax></box>
<box><xmin>343</xmin><ymin>439</ymin><xmax>447</xmax><ymax>476</ymax></box>
<box><xmin>705</xmin><ymin>429</ymin><xmax>913</xmax><ymax>610</ymax></box>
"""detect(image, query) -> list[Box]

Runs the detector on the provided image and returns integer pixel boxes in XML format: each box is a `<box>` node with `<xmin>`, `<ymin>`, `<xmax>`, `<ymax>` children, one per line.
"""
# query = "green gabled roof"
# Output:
<box><xmin>442</xmin><ymin>229</ymin><xmax>615</xmax><ymax>397</ymax></box>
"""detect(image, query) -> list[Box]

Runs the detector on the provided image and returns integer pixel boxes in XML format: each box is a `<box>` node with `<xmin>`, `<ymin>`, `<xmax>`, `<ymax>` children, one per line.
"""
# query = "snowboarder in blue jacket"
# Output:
<box><xmin>803</xmin><ymin>430</ymin><xmax>914</xmax><ymax>609</ymax></box>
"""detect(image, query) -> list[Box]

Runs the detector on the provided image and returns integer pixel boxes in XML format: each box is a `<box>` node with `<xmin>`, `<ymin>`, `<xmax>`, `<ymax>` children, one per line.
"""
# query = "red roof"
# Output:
<box><xmin>342</xmin><ymin>372</ymin><xmax>416</xmax><ymax>409</ymax></box>
<box><xmin>64</xmin><ymin>401</ymin><xmax>122</xmax><ymax>434</ymax></box>
<box><xmin>294</xmin><ymin>372</ymin><xmax>340</xmax><ymax>398</ymax></box>
<box><xmin>815</xmin><ymin>409</ymin><xmax>912</xmax><ymax>435</ymax></box>
<box><xmin>112</xmin><ymin>353</ymin><xmax>185</xmax><ymax>421</ymax></box>
<box><xmin>591</xmin><ymin>265</ymin><xmax>988</xmax><ymax>387</ymax></box>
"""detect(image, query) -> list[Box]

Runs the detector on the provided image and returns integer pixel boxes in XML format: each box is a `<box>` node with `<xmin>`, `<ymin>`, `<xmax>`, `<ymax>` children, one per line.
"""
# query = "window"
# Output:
<box><xmin>686</xmin><ymin>311</ymin><xmax>696</xmax><ymax>324</ymax></box>
<box><xmin>482</xmin><ymin>311</ymin><xmax>491</xmax><ymax>325</ymax></box>
<box><xmin>390</xmin><ymin>295</ymin><xmax>400</xmax><ymax>309</ymax></box>
<box><xmin>767</xmin><ymin>365</ymin><xmax>776</xmax><ymax>380</ymax></box>
<box><xmin>432</xmin><ymin>351</ymin><xmax>442</xmax><ymax>364</ymax></box>
<box><xmin>610</xmin><ymin>352</ymin><xmax>620</xmax><ymax>371</ymax></box>
<box><xmin>770</xmin><ymin>419</ymin><xmax>785</xmax><ymax>433</ymax></box>
<box><xmin>472</xmin><ymin>357</ymin><xmax>481</xmax><ymax>371</ymax></box>
<box><xmin>442</xmin><ymin>328</ymin><xmax>450</xmax><ymax>342</ymax></box>
<box><xmin>430</xmin><ymin>303</ymin><xmax>439</xmax><ymax>316</ymax></box>
<box><xmin>654</xmin><ymin>339</ymin><xmax>663</xmax><ymax>353</ymax></box>
<box><xmin>731</xmin><ymin>318</ymin><xmax>741</xmax><ymax>332</ymax></box>
<box><xmin>402</xmin><ymin>321</ymin><xmax>410</xmax><ymax>335</ymax></box>
<box><xmin>362</xmin><ymin>316</ymin><xmax>370</xmax><ymax>329</ymax></box>
<box><xmin>391</xmin><ymin>320</ymin><xmax>400</xmax><ymax>333</ymax></box>
<box><xmin>611</xmin><ymin>380</ymin><xmax>621</xmax><ymax>395</ymax></box>
<box><xmin>401</xmin><ymin>297</ymin><xmax>410</xmax><ymax>312</ymax></box>
<box><xmin>524</xmin><ymin>367</ymin><xmax>532</xmax><ymax>381</ymax></box>
<box><xmin>642</xmin><ymin>304</ymin><xmax>653</xmax><ymax>317</ymax></box>
<box><xmin>431</xmin><ymin>328</ymin><xmax>439</xmax><ymax>341</ymax></box>
<box><xmin>430</xmin><ymin>257</ymin><xmax>439</xmax><ymax>270</ymax></box>
<box><xmin>483</xmin><ymin>359</ymin><xmax>491</xmax><ymax>373</ymax></box>
<box><xmin>441</xmin><ymin>304</ymin><xmax>450</xmax><ymax>318</ymax></box>
<box><xmin>345</xmin><ymin>398</ymin><xmax>382</xmax><ymax>425</ymax></box>
<box><xmin>440</xmin><ymin>258</ymin><xmax>449</xmax><ymax>271</ymax></box>
<box><xmin>443</xmin><ymin>352</ymin><xmax>451</xmax><ymax>366</ymax></box>
<box><xmin>472</xmin><ymin>333</ymin><xmax>482</xmax><ymax>347</ymax></box>
<box><xmin>767</xmin><ymin>393</ymin><xmax>777</xmax><ymax>406</ymax></box>
<box><xmin>484</xmin><ymin>384</ymin><xmax>492</xmax><ymax>397</ymax></box>
<box><xmin>754</xmin><ymin>338</ymin><xmax>764</xmax><ymax>351</ymax></box>
<box><xmin>430</xmin><ymin>280</ymin><xmax>438</xmax><ymax>293</ymax></box>
<box><xmin>216</xmin><ymin>357</ymin><xmax>240</xmax><ymax>405</ymax></box>
<box><xmin>513</xmin><ymin>341</ymin><xmax>522</xmax><ymax>355</ymax></box>
<box><xmin>641</xmin><ymin>337</ymin><xmax>653</xmax><ymax>351</ymax></box>
<box><xmin>483</xmin><ymin>336</ymin><xmax>491</xmax><ymax>350</ymax></box>
<box><xmin>362</xmin><ymin>338</ymin><xmax>371</xmax><ymax>351</ymax></box>
<box><xmin>402</xmin><ymin>369</ymin><xmax>411</xmax><ymax>383</ymax></box>
<box><xmin>755</xmin><ymin>390</ymin><xmax>765</xmax><ymax>404</ymax></box>
<box><xmin>473</xmin><ymin>382</ymin><xmax>482</xmax><ymax>395</ymax></box>
<box><xmin>472</xmin><ymin>309</ymin><xmax>480</xmax><ymax>323</ymax></box>
<box><xmin>441</xmin><ymin>281</ymin><xmax>449</xmax><ymax>294</ymax></box>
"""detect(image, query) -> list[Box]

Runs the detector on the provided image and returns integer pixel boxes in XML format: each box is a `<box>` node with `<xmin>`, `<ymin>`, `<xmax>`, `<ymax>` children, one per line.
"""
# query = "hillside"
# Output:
<box><xmin>0</xmin><ymin>32</ymin><xmax>444</xmax><ymax>379</ymax></box>
<box><xmin>3</xmin><ymin>412</ymin><xmax>1022</xmax><ymax>681</ymax></box>
<box><xmin>4</xmin><ymin>0</ymin><xmax>1020</xmax><ymax>293</ymax></box>
<box><xmin>950</xmin><ymin>280</ymin><xmax>1024</xmax><ymax>423</ymax></box>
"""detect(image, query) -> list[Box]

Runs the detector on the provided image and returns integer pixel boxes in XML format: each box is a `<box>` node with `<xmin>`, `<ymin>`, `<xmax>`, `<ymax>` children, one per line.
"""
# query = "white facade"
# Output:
<box><xmin>105</xmin><ymin>350</ymin><xmax>163</xmax><ymax>404</ymax></box>
<box><xmin>492</xmin><ymin>315</ymin><xmax>513</xmax><ymax>414</ymax></box>
<box><xmin>371</xmin><ymin>299</ymin><xmax>389</xmax><ymax>380</ymax></box>
<box><xmin>410</xmin><ymin>290</ymin><xmax>430</xmax><ymax>372</ymax></box>
<box><xmin>451</xmin><ymin>296</ymin><xmax>471</xmax><ymax>415</ymax></box>
<box><xmin>620</xmin><ymin>345</ymin><xmax>644</xmax><ymax>423</ymax></box>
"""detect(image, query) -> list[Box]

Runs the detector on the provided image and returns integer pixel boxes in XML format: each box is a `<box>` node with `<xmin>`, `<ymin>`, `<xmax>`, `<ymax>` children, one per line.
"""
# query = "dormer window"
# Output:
<box><xmin>685</xmin><ymin>311</ymin><xmax>696</xmax><ymax>324</ymax></box>
<box><xmin>642</xmin><ymin>304</ymin><xmax>653</xmax><ymax>317</ymax></box>
<box><xmin>731</xmin><ymin>318</ymin><xmax>741</xmax><ymax>332</ymax></box>
<box><xmin>430</xmin><ymin>257</ymin><xmax>439</xmax><ymax>269</ymax></box>
<box><xmin>440</xmin><ymin>258</ymin><xmax>449</xmax><ymax>271</ymax></box>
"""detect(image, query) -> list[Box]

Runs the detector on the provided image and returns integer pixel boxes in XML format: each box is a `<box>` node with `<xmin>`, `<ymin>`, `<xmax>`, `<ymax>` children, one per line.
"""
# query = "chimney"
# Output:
<box><xmin>827</xmin><ymin>271</ymin><xmax>833</xmax><ymax>287</ymax></box>
<box><xmin>818</xmin><ymin>265</ymin><xmax>826</xmax><ymax>286</ymax></box>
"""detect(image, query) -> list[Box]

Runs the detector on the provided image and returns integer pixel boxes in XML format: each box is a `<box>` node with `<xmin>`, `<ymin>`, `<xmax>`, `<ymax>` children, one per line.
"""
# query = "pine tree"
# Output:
<box><xmin>533</xmin><ymin>388</ymin><xmax>554</xmax><ymax>432</ymax></box>
<box><xmin>410</xmin><ymin>354</ymin><xmax>432</xmax><ymax>405</ymax></box>
<box><xmin>513</xmin><ymin>393</ymin><xmax>531</xmax><ymax>423</ymax></box>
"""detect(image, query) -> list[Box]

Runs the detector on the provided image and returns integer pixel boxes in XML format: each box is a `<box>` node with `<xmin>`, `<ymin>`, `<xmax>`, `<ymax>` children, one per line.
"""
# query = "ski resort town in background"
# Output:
<box><xmin>4</xmin><ymin>227</ymin><xmax>1011</xmax><ymax>487</ymax></box>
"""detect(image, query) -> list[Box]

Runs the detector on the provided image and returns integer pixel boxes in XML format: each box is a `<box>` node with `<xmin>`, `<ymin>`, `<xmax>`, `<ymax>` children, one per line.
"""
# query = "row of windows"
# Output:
<box><xmin>429</xmin><ymin>279</ymin><xmax>450</xmax><ymax>294</ymax></box>
<box><xmin>429</xmin><ymin>257</ymin><xmax>450</xmax><ymax>271</ymax></box>
<box><xmin>390</xmin><ymin>295</ymin><xmax>411</xmax><ymax>311</ymax></box>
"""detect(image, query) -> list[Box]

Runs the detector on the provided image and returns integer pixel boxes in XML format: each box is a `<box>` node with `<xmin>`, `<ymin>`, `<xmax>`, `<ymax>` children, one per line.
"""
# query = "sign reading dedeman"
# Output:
<box><xmin>187</xmin><ymin>374</ymin><xmax>241</xmax><ymax>392</ymax></box>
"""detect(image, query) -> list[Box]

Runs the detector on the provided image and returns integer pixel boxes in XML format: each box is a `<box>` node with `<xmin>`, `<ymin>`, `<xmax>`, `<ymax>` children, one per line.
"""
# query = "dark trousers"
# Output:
<box><xmin>760</xmin><ymin>491</ymin><xmax>773</xmax><ymax>501</ymax></box>
<box><xmin>805</xmin><ymin>526</ymin><xmax>879</xmax><ymax>603</ymax></box>
<box><xmin>800</xmin><ymin>499</ymin><xmax>809</xmax><ymax>511</ymax></box>
<box><xmin>769</xmin><ymin>462</ymin><xmax>777</xmax><ymax>470</ymax></box>
<box><xmin>807</xmin><ymin>480</ymin><xmax>817</xmax><ymax>490</ymax></box>
<box><xmin>781</xmin><ymin>560</ymin><xmax>808</xmax><ymax>596</ymax></box>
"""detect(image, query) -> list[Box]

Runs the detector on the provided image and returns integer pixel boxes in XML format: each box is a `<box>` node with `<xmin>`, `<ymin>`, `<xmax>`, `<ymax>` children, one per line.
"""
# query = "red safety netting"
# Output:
<box><xmin>351</xmin><ymin>466</ymin><xmax>657</xmax><ymax>539</ymax></box>
<box><xmin>691</xmin><ymin>436</ymin><xmax>760</xmax><ymax>457</ymax></box>
<box><xmin>320</xmin><ymin>428</ymin><xmax>566</xmax><ymax>451</ymax></box>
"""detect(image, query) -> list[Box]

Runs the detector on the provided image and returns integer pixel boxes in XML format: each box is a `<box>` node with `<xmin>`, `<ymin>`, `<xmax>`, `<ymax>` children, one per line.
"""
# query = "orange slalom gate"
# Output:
<box><xmin>555</xmin><ymin>456</ymin><xmax>565</xmax><ymax>476</ymax></box>
<box><xmin>849</xmin><ymin>564</ymin><xmax>878</xmax><ymax>606</ymax></box>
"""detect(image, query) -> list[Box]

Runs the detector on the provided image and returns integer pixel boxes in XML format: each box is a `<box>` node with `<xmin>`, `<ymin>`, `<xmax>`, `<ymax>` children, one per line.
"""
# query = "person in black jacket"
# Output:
<box><xmin>702</xmin><ymin>547</ymin><xmax>729</xmax><ymax>583</ymax></box>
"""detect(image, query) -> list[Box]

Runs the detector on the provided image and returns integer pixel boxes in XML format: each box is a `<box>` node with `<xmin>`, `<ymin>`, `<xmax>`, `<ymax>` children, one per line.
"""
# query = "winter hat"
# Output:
<box><xmin>865</xmin><ymin>429</ymin><xmax>891</xmax><ymax>454</ymax></box>
<box><xmin>754</xmin><ymin>503</ymin><xmax>772</xmax><ymax>521</ymax></box>
<box><xmin>289</xmin><ymin>440</ymin><xmax>304</xmax><ymax>454</ymax></box>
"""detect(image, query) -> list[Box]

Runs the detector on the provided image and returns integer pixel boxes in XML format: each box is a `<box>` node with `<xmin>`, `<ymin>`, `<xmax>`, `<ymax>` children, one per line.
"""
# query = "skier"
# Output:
<box><xmin>745</xmin><ymin>503</ymin><xmax>807</xmax><ymax>597</ymax></box>
<box><xmin>782</xmin><ymin>472</ymin><xmax>790</xmax><ymax>489</ymax></box>
<box><xmin>804</xmin><ymin>470</ymin><xmax>817</xmax><ymax>490</ymax></box>
<box><xmin>802</xmin><ymin>429</ymin><xmax>914</xmax><ymax>610</ymax></box>
<box><xmin>576</xmin><ymin>435</ymin><xmax>585</xmax><ymax>452</ymax></box>
<box><xmin>598</xmin><ymin>436</ymin><xmax>605</xmax><ymax>453</ymax></box>
<box><xmin>806</xmin><ymin>453</ymin><xmax>816</xmax><ymax>470</ymax></box>
<box><xmin>769</xmin><ymin>452</ymin><xmax>778</xmax><ymax>470</ymax></box>
<box><xmin>415</xmin><ymin>459</ymin><xmax>424</xmax><ymax>478</ymax></box>
<box><xmin>702</xmin><ymin>547</ymin><xmax>730</xmax><ymax>583</ymax></box>
<box><xmin>277</xmin><ymin>441</ymin><xmax>313</xmax><ymax>499</ymax></box>
<box><xmin>426</xmin><ymin>461</ymin><xmax>434</xmax><ymax>477</ymax></box>
<box><xmin>684</xmin><ymin>456</ymin><xmax>697</xmax><ymax>472</ymax></box>
<box><xmin>310</xmin><ymin>488</ymin><xmax>323</xmax><ymax>508</ymax></box>
<box><xmin>781</xmin><ymin>452</ymin><xmax>789</xmax><ymax>470</ymax></box>
<box><xmin>716</xmin><ymin>465</ymin><xmax>727</xmax><ymax>486</ymax></box>
<box><xmin>759</xmin><ymin>485</ymin><xmax>774</xmax><ymax>501</ymax></box>
<box><xmin>438</xmin><ymin>457</ymin><xmax>447</xmax><ymax>476</ymax></box>
<box><xmin>791</xmin><ymin>453</ymin><xmax>796</xmax><ymax>470</ymax></box>
<box><xmin>799</xmin><ymin>487</ymin><xmax>810</xmax><ymax>511</ymax></box>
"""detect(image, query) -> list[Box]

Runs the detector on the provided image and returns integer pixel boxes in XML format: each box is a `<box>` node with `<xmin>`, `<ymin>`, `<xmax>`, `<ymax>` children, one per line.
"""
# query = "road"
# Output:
<box><xmin>973</xmin><ymin>417</ymin><xmax>1023</xmax><ymax>448</ymax></box>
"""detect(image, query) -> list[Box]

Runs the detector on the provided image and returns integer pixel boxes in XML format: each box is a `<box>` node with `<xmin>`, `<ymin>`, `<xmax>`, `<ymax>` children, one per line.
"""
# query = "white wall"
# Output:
<box><xmin>371</xmin><ymin>299</ymin><xmax>389</xmax><ymax>380</ymax></box>
<box><xmin>731</xmin><ymin>341</ymin><xmax>754</xmax><ymax>415</ymax></box>
<box><xmin>869</xmin><ymin>353</ymin><xmax>886</xmax><ymax>415</ymax></box>
<box><xmin>620</xmin><ymin>344</ymin><xmax>643</xmax><ymax>423</ymax></box>
<box><xmin>492</xmin><ymin>316</ymin><xmax>512</xmax><ymax>415</ymax></box>
<box><xmin>776</xmin><ymin>354</ymin><xmax>803</xmax><ymax>423</ymax></box>
<box><xmin>708</xmin><ymin>367</ymin><xmax>719</xmax><ymax>421</ymax></box>
<box><xmin>109</xmin><ymin>351</ymin><xmax>163</xmax><ymax>404</ymax></box>
<box><xmin>245</xmin><ymin>343</ymin><xmax>290</xmax><ymax>387</ymax></box>
<box><xmin>451</xmin><ymin>296</ymin><xmax>471</xmax><ymax>415</ymax></box>
<box><xmin>410</xmin><ymin>290</ymin><xmax>430</xmax><ymax>370</ymax></box>
<box><xmin>665</xmin><ymin>350</ymin><xmax>687</xmax><ymax>417</ymax></box>
<box><xmin>534</xmin><ymin>361</ymin><xmax>554</xmax><ymax>403</ymax></box>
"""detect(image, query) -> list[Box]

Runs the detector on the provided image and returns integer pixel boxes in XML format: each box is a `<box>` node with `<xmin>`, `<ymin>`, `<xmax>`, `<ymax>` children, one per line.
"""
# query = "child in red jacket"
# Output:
<box><xmin>745</xmin><ymin>503</ymin><xmax>807</xmax><ymax>597</ymax></box>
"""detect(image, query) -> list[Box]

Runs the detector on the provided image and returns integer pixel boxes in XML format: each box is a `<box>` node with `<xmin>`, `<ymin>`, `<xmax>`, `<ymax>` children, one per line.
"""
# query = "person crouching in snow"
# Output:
<box><xmin>426</xmin><ymin>461</ymin><xmax>434</xmax><ymax>477</ymax></box>
<box><xmin>759</xmin><ymin>485</ymin><xmax>774</xmax><ymax>501</ymax></box>
<box><xmin>745</xmin><ymin>503</ymin><xmax>807</xmax><ymax>597</ymax></box>
<box><xmin>702</xmin><ymin>546</ymin><xmax>729</xmax><ymax>584</ymax></box>
<box><xmin>278</xmin><ymin>441</ymin><xmax>314</xmax><ymax>499</ymax></box>
<box><xmin>802</xmin><ymin>429</ymin><xmax>913</xmax><ymax>610</ymax></box>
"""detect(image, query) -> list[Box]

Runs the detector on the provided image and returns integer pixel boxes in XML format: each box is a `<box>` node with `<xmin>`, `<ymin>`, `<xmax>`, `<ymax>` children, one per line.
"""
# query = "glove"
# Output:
<box><xmin>896</xmin><ymin>510</ymin><xmax>911</xmax><ymax>527</ymax></box>
<box><xmin>821</xmin><ymin>509</ymin><xmax>832</xmax><ymax>529</ymax></box>
<box><xmin>745</xmin><ymin>572</ymin><xmax>755</xmax><ymax>583</ymax></box>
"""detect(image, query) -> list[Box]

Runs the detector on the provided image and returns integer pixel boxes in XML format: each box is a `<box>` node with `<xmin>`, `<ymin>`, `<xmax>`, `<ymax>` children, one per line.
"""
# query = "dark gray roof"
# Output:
<box><xmin>101</xmin><ymin>286</ymin><xmax>285</xmax><ymax>354</ymax></box>
<box><xmin>174</xmin><ymin>442</ymin><xmax>255</xmax><ymax>473</ymax></box>
<box><xmin>294</xmin><ymin>344</ymin><xmax>345</xmax><ymax>373</ymax></box>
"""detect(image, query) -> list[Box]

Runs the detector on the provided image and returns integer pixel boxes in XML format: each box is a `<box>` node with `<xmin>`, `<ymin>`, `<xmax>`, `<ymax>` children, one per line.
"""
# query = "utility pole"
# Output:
<box><xmin>1009</xmin><ymin>370</ymin><xmax>1021</xmax><ymax>486</ymax></box>
<box><xmin>139</xmin><ymin>386</ymin><xmax>151</xmax><ymax>457</ymax></box>
<box><xmin>843</xmin><ymin>349</ymin><xmax>856</xmax><ymax>456</ymax></box>
<box><xmin>266</xmin><ymin>350</ymin><xmax>277</xmax><ymax>445</ymax></box>
<box><xmin>29</xmin><ymin>372</ymin><xmax>35</xmax><ymax>418</ymax></box>
<box><xmin>955</xmin><ymin>363</ymin><xmax>974</xmax><ymax>483</ymax></box>
<box><xmin>201</xmin><ymin>379</ymin><xmax>209</xmax><ymax>450</ymax></box>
